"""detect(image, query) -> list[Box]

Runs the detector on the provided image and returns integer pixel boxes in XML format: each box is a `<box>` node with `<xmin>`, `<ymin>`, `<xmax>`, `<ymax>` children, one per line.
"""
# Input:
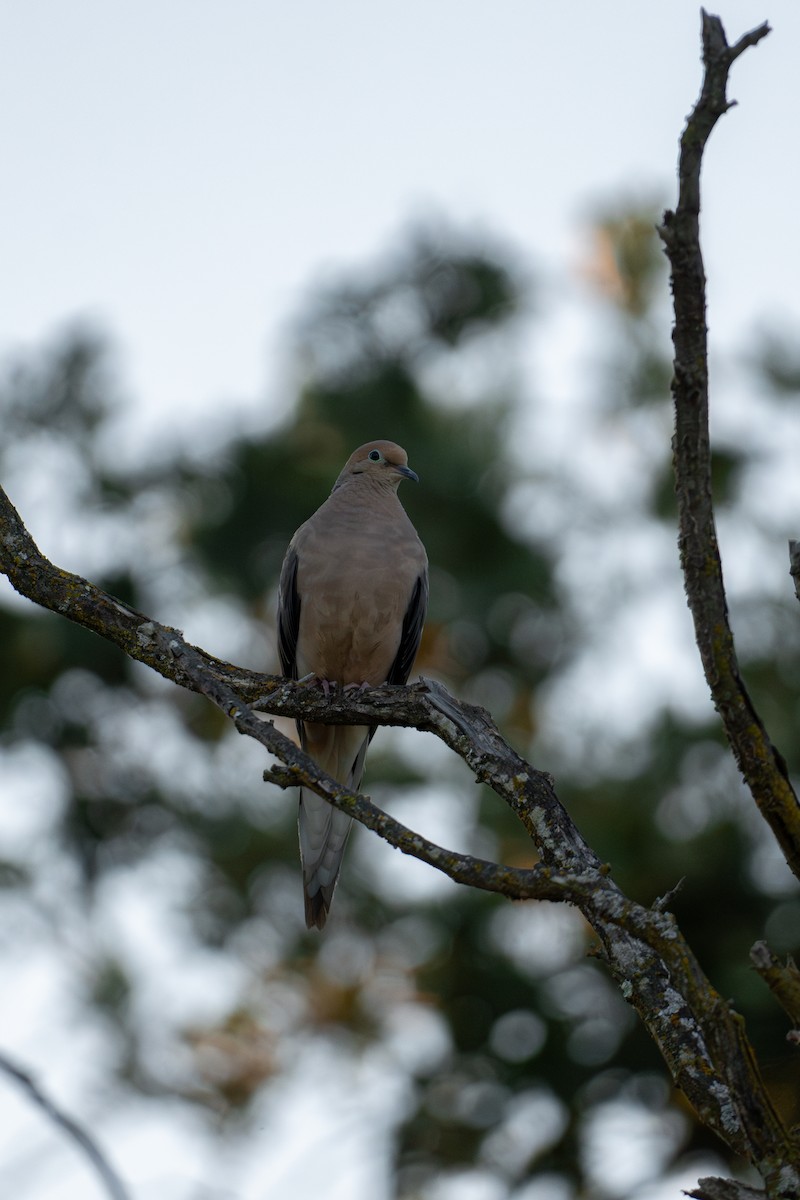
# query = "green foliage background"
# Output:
<box><xmin>1</xmin><ymin>209</ymin><xmax>799</xmax><ymax>1198</ymax></box>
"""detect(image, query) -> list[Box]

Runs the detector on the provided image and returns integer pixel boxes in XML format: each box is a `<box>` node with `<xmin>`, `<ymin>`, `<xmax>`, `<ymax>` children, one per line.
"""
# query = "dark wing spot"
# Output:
<box><xmin>387</xmin><ymin>571</ymin><xmax>429</xmax><ymax>686</ymax></box>
<box><xmin>277</xmin><ymin>548</ymin><xmax>301</xmax><ymax>680</ymax></box>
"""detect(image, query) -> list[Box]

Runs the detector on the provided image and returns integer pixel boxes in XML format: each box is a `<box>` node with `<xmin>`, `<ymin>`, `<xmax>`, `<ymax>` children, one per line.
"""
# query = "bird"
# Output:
<box><xmin>277</xmin><ymin>440</ymin><xmax>428</xmax><ymax>929</ymax></box>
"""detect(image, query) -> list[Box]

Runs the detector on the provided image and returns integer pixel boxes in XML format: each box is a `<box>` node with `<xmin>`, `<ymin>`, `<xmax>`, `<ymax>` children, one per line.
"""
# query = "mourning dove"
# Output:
<box><xmin>277</xmin><ymin>440</ymin><xmax>428</xmax><ymax>929</ymax></box>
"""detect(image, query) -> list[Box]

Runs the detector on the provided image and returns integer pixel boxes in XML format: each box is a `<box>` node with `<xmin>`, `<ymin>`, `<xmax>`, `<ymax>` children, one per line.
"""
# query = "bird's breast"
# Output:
<box><xmin>294</xmin><ymin>512</ymin><xmax>422</xmax><ymax>686</ymax></box>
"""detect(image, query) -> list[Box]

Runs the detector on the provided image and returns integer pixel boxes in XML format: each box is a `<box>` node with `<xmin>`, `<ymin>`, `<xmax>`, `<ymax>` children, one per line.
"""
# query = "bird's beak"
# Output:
<box><xmin>394</xmin><ymin>465</ymin><xmax>419</xmax><ymax>483</ymax></box>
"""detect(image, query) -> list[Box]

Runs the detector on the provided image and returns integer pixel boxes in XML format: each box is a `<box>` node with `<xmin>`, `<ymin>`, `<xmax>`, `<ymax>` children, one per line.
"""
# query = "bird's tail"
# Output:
<box><xmin>298</xmin><ymin>723</ymin><xmax>370</xmax><ymax>929</ymax></box>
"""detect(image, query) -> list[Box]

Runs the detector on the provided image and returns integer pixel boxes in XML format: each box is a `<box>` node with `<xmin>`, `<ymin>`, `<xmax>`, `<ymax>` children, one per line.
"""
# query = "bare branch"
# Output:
<box><xmin>688</xmin><ymin>1177</ymin><xmax>766</xmax><ymax>1200</ymax></box>
<box><xmin>657</xmin><ymin>14</ymin><xmax>800</xmax><ymax>883</ymax></box>
<box><xmin>0</xmin><ymin>1050</ymin><xmax>130</xmax><ymax>1200</ymax></box>
<box><xmin>2</xmin><ymin>484</ymin><xmax>796</xmax><ymax>1180</ymax></box>
<box><xmin>789</xmin><ymin>540</ymin><xmax>800</xmax><ymax>604</ymax></box>
<box><xmin>750</xmin><ymin>941</ymin><xmax>800</xmax><ymax>1031</ymax></box>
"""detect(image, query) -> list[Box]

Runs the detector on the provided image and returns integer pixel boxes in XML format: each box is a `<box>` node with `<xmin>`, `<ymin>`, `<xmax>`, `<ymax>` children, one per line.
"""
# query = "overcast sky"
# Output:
<box><xmin>2</xmin><ymin>1</ymin><xmax>797</xmax><ymax>439</ymax></box>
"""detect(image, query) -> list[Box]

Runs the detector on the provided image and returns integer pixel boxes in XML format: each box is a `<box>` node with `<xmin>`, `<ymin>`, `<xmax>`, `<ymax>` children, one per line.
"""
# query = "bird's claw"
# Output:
<box><xmin>298</xmin><ymin>673</ymin><xmax>338</xmax><ymax>699</ymax></box>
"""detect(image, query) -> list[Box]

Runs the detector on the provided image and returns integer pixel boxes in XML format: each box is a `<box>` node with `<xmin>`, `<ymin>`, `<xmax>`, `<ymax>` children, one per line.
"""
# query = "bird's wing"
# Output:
<box><xmin>277</xmin><ymin>545</ymin><xmax>300</xmax><ymax>681</ymax></box>
<box><xmin>387</xmin><ymin>569</ymin><xmax>429</xmax><ymax>686</ymax></box>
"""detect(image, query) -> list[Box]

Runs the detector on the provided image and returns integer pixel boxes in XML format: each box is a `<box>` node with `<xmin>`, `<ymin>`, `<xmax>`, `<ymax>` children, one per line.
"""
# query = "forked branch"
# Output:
<box><xmin>0</xmin><ymin>470</ymin><xmax>796</xmax><ymax>1186</ymax></box>
<box><xmin>658</xmin><ymin>12</ymin><xmax>800</xmax><ymax>883</ymax></box>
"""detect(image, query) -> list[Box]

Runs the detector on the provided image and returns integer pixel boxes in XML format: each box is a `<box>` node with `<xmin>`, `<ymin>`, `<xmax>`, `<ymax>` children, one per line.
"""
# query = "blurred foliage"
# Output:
<box><xmin>1</xmin><ymin>213</ymin><xmax>800</xmax><ymax>1198</ymax></box>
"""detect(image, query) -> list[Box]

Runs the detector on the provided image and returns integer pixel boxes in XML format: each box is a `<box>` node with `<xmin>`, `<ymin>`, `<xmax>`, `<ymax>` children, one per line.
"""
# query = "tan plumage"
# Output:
<box><xmin>277</xmin><ymin>440</ymin><xmax>428</xmax><ymax>929</ymax></box>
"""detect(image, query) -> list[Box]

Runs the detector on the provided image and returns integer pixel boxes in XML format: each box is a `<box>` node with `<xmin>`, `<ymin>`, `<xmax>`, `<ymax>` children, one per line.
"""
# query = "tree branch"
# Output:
<box><xmin>750</xmin><ymin>941</ymin><xmax>800</xmax><ymax>1031</ymax></box>
<box><xmin>2</xmin><ymin>481</ymin><xmax>797</xmax><ymax>1185</ymax></box>
<box><xmin>789</xmin><ymin>541</ymin><xmax>800</xmax><ymax>604</ymax></box>
<box><xmin>657</xmin><ymin>13</ymin><xmax>800</xmax><ymax>884</ymax></box>
<box><xmin>0</xmin><ymin>1050</ymin><xmax>130</xmax><ymax>1200</ymax></box>
<box><xmin>688</xmin><ymin>1178</ymin><xmax>767</xmax><ymax>1200</ymax></box>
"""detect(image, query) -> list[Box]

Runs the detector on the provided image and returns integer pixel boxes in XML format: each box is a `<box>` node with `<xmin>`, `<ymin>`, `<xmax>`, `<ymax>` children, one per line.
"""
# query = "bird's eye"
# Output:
<box><xmin>368</xmin><ymin>450</ymin><xmax>382</xmax><ymax>462</ymax></box>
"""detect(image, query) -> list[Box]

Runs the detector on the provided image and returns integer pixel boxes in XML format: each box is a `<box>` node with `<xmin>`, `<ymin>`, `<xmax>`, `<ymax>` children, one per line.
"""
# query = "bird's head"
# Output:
<box><xmin>334</xmin><ymin>441</ymin><xmax>419</xmax><ymax>491</ymax></box>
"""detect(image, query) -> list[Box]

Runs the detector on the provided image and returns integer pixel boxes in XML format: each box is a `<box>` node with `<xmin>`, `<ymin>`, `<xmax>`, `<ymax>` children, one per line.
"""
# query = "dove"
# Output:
<box><xmin>277</xmin><ymin>440</ymin><xmax>428</xmax><ymax>929</ymax></box>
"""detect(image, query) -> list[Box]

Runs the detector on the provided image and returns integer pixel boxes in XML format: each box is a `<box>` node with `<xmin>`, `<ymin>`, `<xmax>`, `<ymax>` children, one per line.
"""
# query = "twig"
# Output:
<box><xmin>657</xmin><ymin>13</ymin><xmax>800</xmax><ymax>885</ymax></box>
<box><xmin>652</xmin><ymin>876</ymin><xmax>685</xmax><ymax>912</ymax></box>
<box><xmin>0</xmin><ymin>1050</ymin><xmax>130</xmax><ymax>1200</ymax></box>
<box><xmin>789</xmin><ymin>541</ymin><xmax>800</xmax><ymax>603</ymax></box>
<box><xmin>687</xmin><ymin>1177</ymin><xmax>766</xmax><ymax>1200</ymax></box>
<box><xmin>750</xmin><ymin>941</ymin><xmax>800</xmax><ymax>1030</ymax></box>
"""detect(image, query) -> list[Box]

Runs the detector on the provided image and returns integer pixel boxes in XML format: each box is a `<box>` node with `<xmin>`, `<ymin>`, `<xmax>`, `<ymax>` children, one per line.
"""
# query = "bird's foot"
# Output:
<box><xmin>298</xmin><ymin>674</ymin><xmax>338</xmax><ymax>699</ymax></box>
<box><xmin>343</xmin><ymin>681</ymin><xmax>371</xmax><ymax>694</ymax></box>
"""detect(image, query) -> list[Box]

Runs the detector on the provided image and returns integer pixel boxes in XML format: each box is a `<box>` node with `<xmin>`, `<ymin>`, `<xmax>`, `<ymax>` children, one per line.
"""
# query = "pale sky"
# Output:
<box><xmin>2</xmin><ymin>1</ymin><xmax>797</xmax><ymax>437</ymax></box>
